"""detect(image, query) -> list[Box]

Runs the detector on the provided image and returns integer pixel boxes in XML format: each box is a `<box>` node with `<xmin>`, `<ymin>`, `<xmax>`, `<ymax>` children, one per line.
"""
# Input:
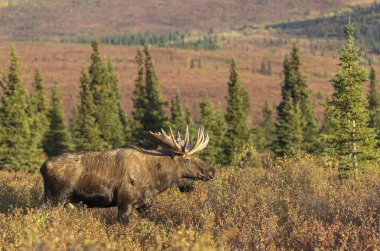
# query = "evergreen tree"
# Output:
<box><xmin>199</xmin><ymin>91</ymin><xmax>226</xmax><ymax>164</ymax></box>
<box><xmin>273</xmin><ymin>97</ymin><xmax>303</xmax><ymax>155</ymax></box>
<box><xmin>199</xmin><ymin>90</ymin><xmax>215</xmax><ymax>162</ymax></box>
<box><xmin>291</xmin><ymin>46</ymin><xmax>320</xmax><ymax>153</ymax></box>
<box><xmin>273</xmin><ymin>44</ymin><xmax>319</xmax><ymax>155</ymax></box>
<box><xmin>30</xmin><ymin>69</ymin><xmax>49</xmax><ymax>149</ymax></box>
<box><xmin>130</xmin><ymin>49</ymin><xmax>147</xmax><ymax>145</ymax></box>
<box><xmin>104</xmin><ymin>59</ymin><xmax>127</xmax><ymax>147</ymax></box>
<box><xmin>267</xmin><ymin>60</ymin><xmax>272</xmax><ymax>76</ymax></box>
<box><xmin>323</xmin><ymin>22</ymin><xmax>377</xmax><ymax>172</ymax></box>
<box><xmin>87</xmin><ymin>42</ymin><xmax>125</xmax><ymax>148</ymax></box>
<box><xmin>224</xmin><ymin>60</ymin><xmax>251</xmax><ymax>164</ymax></box>
<box><xmin>213</xmin><ymin>104</ymin><xmax>228</xmax><ymax>163</ymax></box>
<box><xmin>254</xmin><ymin>101</ymin><xmax>275</xmax><ymax>151</ymax></box>
<box><xmin>43</xmin><ymin>83</ymin><xmax>73</xmax><ymax>156</ymax></box>
<box><xmin>88</xmin><ymin>41</ymin><xmax>107</xmax><ymax>99</ymax></box>
<box><xmin>170</xmin><ymin>90</ymin><xmax>187</xmax><ymax>132</ymax></box>
<box><xmin>0</xmin><ymin>47</ymin><xmax>40</xmax><ymax>171</ymax></box>
<box><xmin>260</xmin><ymin>59</ymin><xmax>266</xmax><ymax>75</ymax></box>
<box><xmin>184</xmin><ymin>106</ymin><xmax>194</xmax><ymax>131</ymax></box>
<box><xmin>71</xmin><ymin>68</ymin><xmax>109</xmax><ymax>151</ymax></box>
<box><xmin>261</xmin><ymin>101</ymin><xmax>275</xmax><ymax>146</ymax></box>
<box><xmin>367</xmin><ymin>66</ymin><xmax>380</xmax><ymax>135</ymax></box>
<box><xmin>142</xmin><ymin>45</ymin><xmax>169</xmax><ymax>147</ymax></box>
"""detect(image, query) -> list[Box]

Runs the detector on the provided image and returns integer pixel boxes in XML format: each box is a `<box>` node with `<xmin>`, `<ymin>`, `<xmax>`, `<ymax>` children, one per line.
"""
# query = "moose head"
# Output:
<box><xmin>146</xmin><ymin>126</ymin><xmax>215</xmax><ymax>182</ymax></box>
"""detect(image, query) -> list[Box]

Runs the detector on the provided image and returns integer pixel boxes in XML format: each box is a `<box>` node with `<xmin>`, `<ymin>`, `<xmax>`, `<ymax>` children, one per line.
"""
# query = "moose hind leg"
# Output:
<box><xmin>117</xmin><ymin>204</ymin><xmax>133</xmax><ymax>225</ymax></box>
<box><xmin>136</xmin><ymin>197</ymin><xmax>153</xmax><ymax>215</ymax></box>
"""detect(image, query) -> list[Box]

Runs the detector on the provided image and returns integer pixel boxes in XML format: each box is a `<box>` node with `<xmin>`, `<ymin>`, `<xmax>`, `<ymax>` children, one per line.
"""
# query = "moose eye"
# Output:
<box><xmin>184</xmin><ymin>158</ymin><xmax>191</xmax><ymax>165</ymax></box>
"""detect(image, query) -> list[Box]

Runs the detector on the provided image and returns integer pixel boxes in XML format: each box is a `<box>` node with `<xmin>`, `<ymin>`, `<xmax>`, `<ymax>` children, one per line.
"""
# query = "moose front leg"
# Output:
<box><xmin>117</xmin><ymin>203</ymin><xmax>133</xmax><ymax>224</ymax></box>
<box><xmin>136</xmin><ymin>198</ymin><xmax>153</xmax><ymax>215</ymax></box>
<box><xmin>136</xmin><ymin>191</ymin><xmax>154</xmax><ymax>215</ymax></box>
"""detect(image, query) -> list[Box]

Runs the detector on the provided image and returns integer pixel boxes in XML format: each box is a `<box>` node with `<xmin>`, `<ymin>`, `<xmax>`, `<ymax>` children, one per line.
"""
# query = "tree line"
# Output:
<box><xmin>272</xmin><ymin>2</ymin><xmax>380</xmax><ymax>54</ymax></box>
<box><xmin>61</xmin><ymin>30</ymin><xmax>219</xmax><ymax>51</ymax></box>
<box><xmin>0</xmin><ymin>22</ymin><xmax>379</xmax><ymax>173</ymax></box>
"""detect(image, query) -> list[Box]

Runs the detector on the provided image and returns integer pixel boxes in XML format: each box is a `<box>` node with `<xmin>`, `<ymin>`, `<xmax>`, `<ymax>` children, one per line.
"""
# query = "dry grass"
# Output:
<box><xmin>1</xmin><ymin>153</ymin><xmax>380</xmax><ymax>250</ymax></box>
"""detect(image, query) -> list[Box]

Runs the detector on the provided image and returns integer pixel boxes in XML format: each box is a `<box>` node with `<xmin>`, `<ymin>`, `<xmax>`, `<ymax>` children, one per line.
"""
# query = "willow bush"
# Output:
<box><xmin>0</xmin><ymin>153</ymin><xmax>380</xmax><ymax>250</ymax></box>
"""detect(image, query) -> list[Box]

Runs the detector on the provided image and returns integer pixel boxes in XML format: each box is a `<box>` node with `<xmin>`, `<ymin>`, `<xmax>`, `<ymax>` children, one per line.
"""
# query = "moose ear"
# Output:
<box><xmin>168</xmin><ymin>150</ymin><xmax>184</xmax><ymax>159</ymax></box>
<box><xmin>169</xmin><ymin>152</ymin><xmax>176</xmax><ymax>159</ymax></box>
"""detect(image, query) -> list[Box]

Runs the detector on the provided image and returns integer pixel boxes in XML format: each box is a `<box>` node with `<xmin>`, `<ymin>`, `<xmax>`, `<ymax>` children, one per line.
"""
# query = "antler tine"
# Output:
<box><xmin>145</xmin><ymin>128</ymin><xmax>183</xmax><ymax>153</ymax></box>
<box><xmin>169</xmin><ymin>127</ymin><xmax>181</xmax><ymax>150</ymax></box>
<box><xmin>177</xmin><ymin>131</ymin><xmax>182</xmax><ymax>141</ymax></box>
<box><xmin>194</xmin><ymin>127</ymin><xmax>204</xmax><ymax>147</ymax></box>
<box><xmin>146</xmin><ymin>126</ymin><xmax>209</xmax><ymax>156</ymax></box>
<box><xmin>183</xmin><ymin>125</ymin><xmax>190</xmax><ymax>151</ymax></box>
<box><xmin>186</xmin><ymin>127</ymin><xmax>209</xmax><ymax>155</ymax></box>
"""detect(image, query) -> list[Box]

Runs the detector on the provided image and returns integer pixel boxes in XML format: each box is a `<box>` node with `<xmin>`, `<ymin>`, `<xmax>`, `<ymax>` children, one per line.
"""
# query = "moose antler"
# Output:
<box><xmin>145</xmin><ymin>126</ymin><xmax>209</xmax><ymax>156</ymax></box>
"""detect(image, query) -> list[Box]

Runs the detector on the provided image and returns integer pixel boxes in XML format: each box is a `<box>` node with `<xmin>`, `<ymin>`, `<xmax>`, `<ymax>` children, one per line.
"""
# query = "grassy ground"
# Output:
<box><xmin>1</xmin><ymin>153</ymin><xmax>379</xmax><ymax>250</ymax></box>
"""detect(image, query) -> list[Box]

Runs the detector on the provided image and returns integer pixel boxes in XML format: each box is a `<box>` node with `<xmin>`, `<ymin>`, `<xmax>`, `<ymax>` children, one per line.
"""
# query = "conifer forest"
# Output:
<box><xmin>1</xmin><ymin>0</ymin><xmax>380</xmax><ymax>250</ymax></box>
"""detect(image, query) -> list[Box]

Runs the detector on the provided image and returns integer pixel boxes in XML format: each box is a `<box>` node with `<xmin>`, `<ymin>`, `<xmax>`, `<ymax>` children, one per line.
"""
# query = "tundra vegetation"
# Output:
<box><xmin>0</xmin><ymin>18</ymin><xmax>380</xmax><ymax>249</ymax></box>
<box><xmin>1</xmin><ymin>153</ymin><xmax>380</xmax><ymax>249</ymax></box>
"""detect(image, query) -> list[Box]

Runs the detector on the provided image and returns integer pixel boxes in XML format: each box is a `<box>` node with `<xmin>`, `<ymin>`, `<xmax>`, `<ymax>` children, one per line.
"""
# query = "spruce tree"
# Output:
<box><xmin>260</xmin><ymin>59</ymin><xmax>266</xmax><ymax>75</ymax></box>
<box><xmin>71</xmin><ymin>68</ymin><xmax>109</xmax><ymax>151</ymax></box>
<box><xmin>199</xmin><ymin>91</ymin><xmax>215</xmax><ymax>162</ymax></box>
<box><xmin>105</xmin><ymin>59</ymin><xmax>127</xmax><ymax>147</ymax></box>
<box><xmin>367</xmin><ymin>66</ymin><xmax>380</xmax><ymax>135</ymax></box>
<box><xmin>273</xmin><ymin>97</ymin><xmax>303</xmax><ymax>155</ymax></box>
<box><xmin>184</xmin><ymin>106</ymin><xmax>195</xmax><ymax>133</ymax></box>
<box><xmin>323</xmin><ymin>22</ymin><xmax>377</xmax><ymax>172</ymax></box>
<box><xmin>87</xmin><ymin>42</ymin><xmax>125</xmax><ymax>148</ymax></box>
<box><xmin>199</xmin><ymin>91</ymin><xmax>226</xmax><ymax>164</ymax></box>
<box><xmin>170</xmin><ymin>90</ymin><xmax>187</xmax><ymax>132</ymax></box>
<box><xmin>130</xmin><ymin>49</ymin><xmax>147</xmax><ymax>145</ymax></box>
<box><xmin>273</xmin><ymin>45</ymin><xmax>319</xmax><ymax>155</ymax></box>
<box><xmin>262</xmin><ymin>102</ymin><xmax>275</xmax><ymax>146</ymax></box>
<box><xmin>254</xmin><ymin>101</ymin><xmax>275</xmax><ymax>151</ymax></box>
<box><xmin>0</xmin><ymin>47</ymin><xmax>40</xmax><ymax>171</ymax></box>
<box><xmin>224</xmin><ymin>60</ymin><xmax>251</xmax><ymax>164</ymax></box>
<box><xmin>43</xmin><ymin>83</ymin><xmax>73</xmax><ymax>156</ymax></box>
<box><xmin>267</xmin><ymin>60</ymin><xmax>272</xmax><ymax>76</ymax></box>
<box><xmin>213</xmin><ymin>104</ymin><xmax>228</xmax><ymax>163</ymax></box>
<box><xmin>142</xmin><ymin>45</ymin><xmax>169</xmax><ymax>147</ymax></box>
<box><xmin>30</xmin><ymin>69</ymin><xmax>49</xmax><ymax>150</ymax></box>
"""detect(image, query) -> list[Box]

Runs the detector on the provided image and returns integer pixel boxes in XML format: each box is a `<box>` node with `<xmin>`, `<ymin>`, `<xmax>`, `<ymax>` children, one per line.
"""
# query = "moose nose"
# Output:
<box><xmin>207</xmin><ymin>169</ymin><xmax>215</xmax><ymax>180</ymax></box>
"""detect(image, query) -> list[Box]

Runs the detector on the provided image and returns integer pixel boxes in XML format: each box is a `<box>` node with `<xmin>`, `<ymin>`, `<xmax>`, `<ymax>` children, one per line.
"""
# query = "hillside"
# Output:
<box><xmin>271</xmin><ymin>2</ymin><xmax>380</xmax><ymax>53</ymax></box>
<box><xmin>0</xmin><ymin>0</ymin><xmax>378</xmax><ymax>124</ymax></box>
<box><xmin>0</xmin><ymin>0</ymin><xmax>366</xmax><ymax>41</ymax></box>
<box><xmin>1</xmin><ymin>32</ymin><xmax>379</xmax><ymax>124</ymax></box>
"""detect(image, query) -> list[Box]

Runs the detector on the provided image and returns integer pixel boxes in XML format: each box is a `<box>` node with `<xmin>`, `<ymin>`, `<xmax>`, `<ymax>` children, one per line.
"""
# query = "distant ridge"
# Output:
<box><xmin>0</xmin><ymin>0</ymin><xmax>358</xmax><ymax>41</ymax></box>
<box><xmin>271</xmin><ymin>2</ymin><xmax>380</xmax><ymax>53</ymax></box>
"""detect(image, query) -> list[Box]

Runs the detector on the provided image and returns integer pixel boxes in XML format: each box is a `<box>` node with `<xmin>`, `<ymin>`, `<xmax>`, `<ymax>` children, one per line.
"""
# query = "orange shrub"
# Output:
<box><xmin>0</xmin><ymin>153</ymin><xmax>379</xmax><ymax>250</ymax></box>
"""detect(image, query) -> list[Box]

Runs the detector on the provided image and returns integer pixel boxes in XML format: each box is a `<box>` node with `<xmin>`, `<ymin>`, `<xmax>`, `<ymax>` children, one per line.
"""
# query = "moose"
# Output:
<box><xmin>40</xmin><ymin>127</ymin><xmax>215</xmax><ymax>224</ymax></box>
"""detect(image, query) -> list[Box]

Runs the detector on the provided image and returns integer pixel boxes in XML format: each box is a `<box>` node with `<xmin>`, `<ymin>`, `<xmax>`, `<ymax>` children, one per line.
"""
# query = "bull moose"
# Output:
<box><xmin>40</xmin><ymin>127</ymin><xmax>215</xmax><ymax>224</ymax></box>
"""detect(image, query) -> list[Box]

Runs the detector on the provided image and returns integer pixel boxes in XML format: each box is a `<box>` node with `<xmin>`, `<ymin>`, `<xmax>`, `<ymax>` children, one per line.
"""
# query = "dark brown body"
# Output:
<box><xmin>40</xmin><ymin>146</ymin><xmax>214</xmax><ymax>223</ymax></box>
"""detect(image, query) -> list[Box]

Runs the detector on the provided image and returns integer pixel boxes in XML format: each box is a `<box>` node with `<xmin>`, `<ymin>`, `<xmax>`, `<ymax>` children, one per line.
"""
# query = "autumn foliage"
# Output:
<box><xmin>1</xmin><ymin>153</ymin><xmax>379</xmax><ymax>250</ymax></box>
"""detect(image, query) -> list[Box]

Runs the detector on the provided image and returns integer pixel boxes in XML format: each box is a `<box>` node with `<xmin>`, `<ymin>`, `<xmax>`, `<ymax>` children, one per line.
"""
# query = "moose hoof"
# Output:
<box><xmin>136</xmin><ymin>204</ymin><xmax>151</xmax><ymax>215</ymax></box>
<box><xmin>117</xmin><ymin>215</ymin><xmax>130</xmax><ymax>225</ymax></box>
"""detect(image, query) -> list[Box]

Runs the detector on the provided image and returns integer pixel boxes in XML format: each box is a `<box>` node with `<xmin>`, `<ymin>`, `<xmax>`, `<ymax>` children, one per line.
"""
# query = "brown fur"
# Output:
<box><xmin>40</xmin><ymin>146</ymin><xmax>215</xmax><ymax>224</ymax></box>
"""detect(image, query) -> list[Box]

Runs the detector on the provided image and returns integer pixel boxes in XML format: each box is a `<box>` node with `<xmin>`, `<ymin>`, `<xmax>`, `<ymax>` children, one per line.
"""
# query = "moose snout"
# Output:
<box><xmin>198</xmin><ymin>168</ymin><xmax>215</xmax><ymax>180</ymax></box>
<box><xmin>200</xmin><ymin>168</ymin><xmax>215</xmax><ymax>180</ymax></box>
<box><xmin>207</xmin><ymin>168</ymin><xmax>215</xmax><ymax>180</ymax></box>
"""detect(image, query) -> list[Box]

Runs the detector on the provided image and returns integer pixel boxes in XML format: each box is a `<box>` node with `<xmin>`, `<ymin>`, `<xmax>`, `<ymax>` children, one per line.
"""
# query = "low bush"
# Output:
<box><xmin>0</xmin><ymin>153</ymin><xmax>379</xmax><ymax>250</ymax></box>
